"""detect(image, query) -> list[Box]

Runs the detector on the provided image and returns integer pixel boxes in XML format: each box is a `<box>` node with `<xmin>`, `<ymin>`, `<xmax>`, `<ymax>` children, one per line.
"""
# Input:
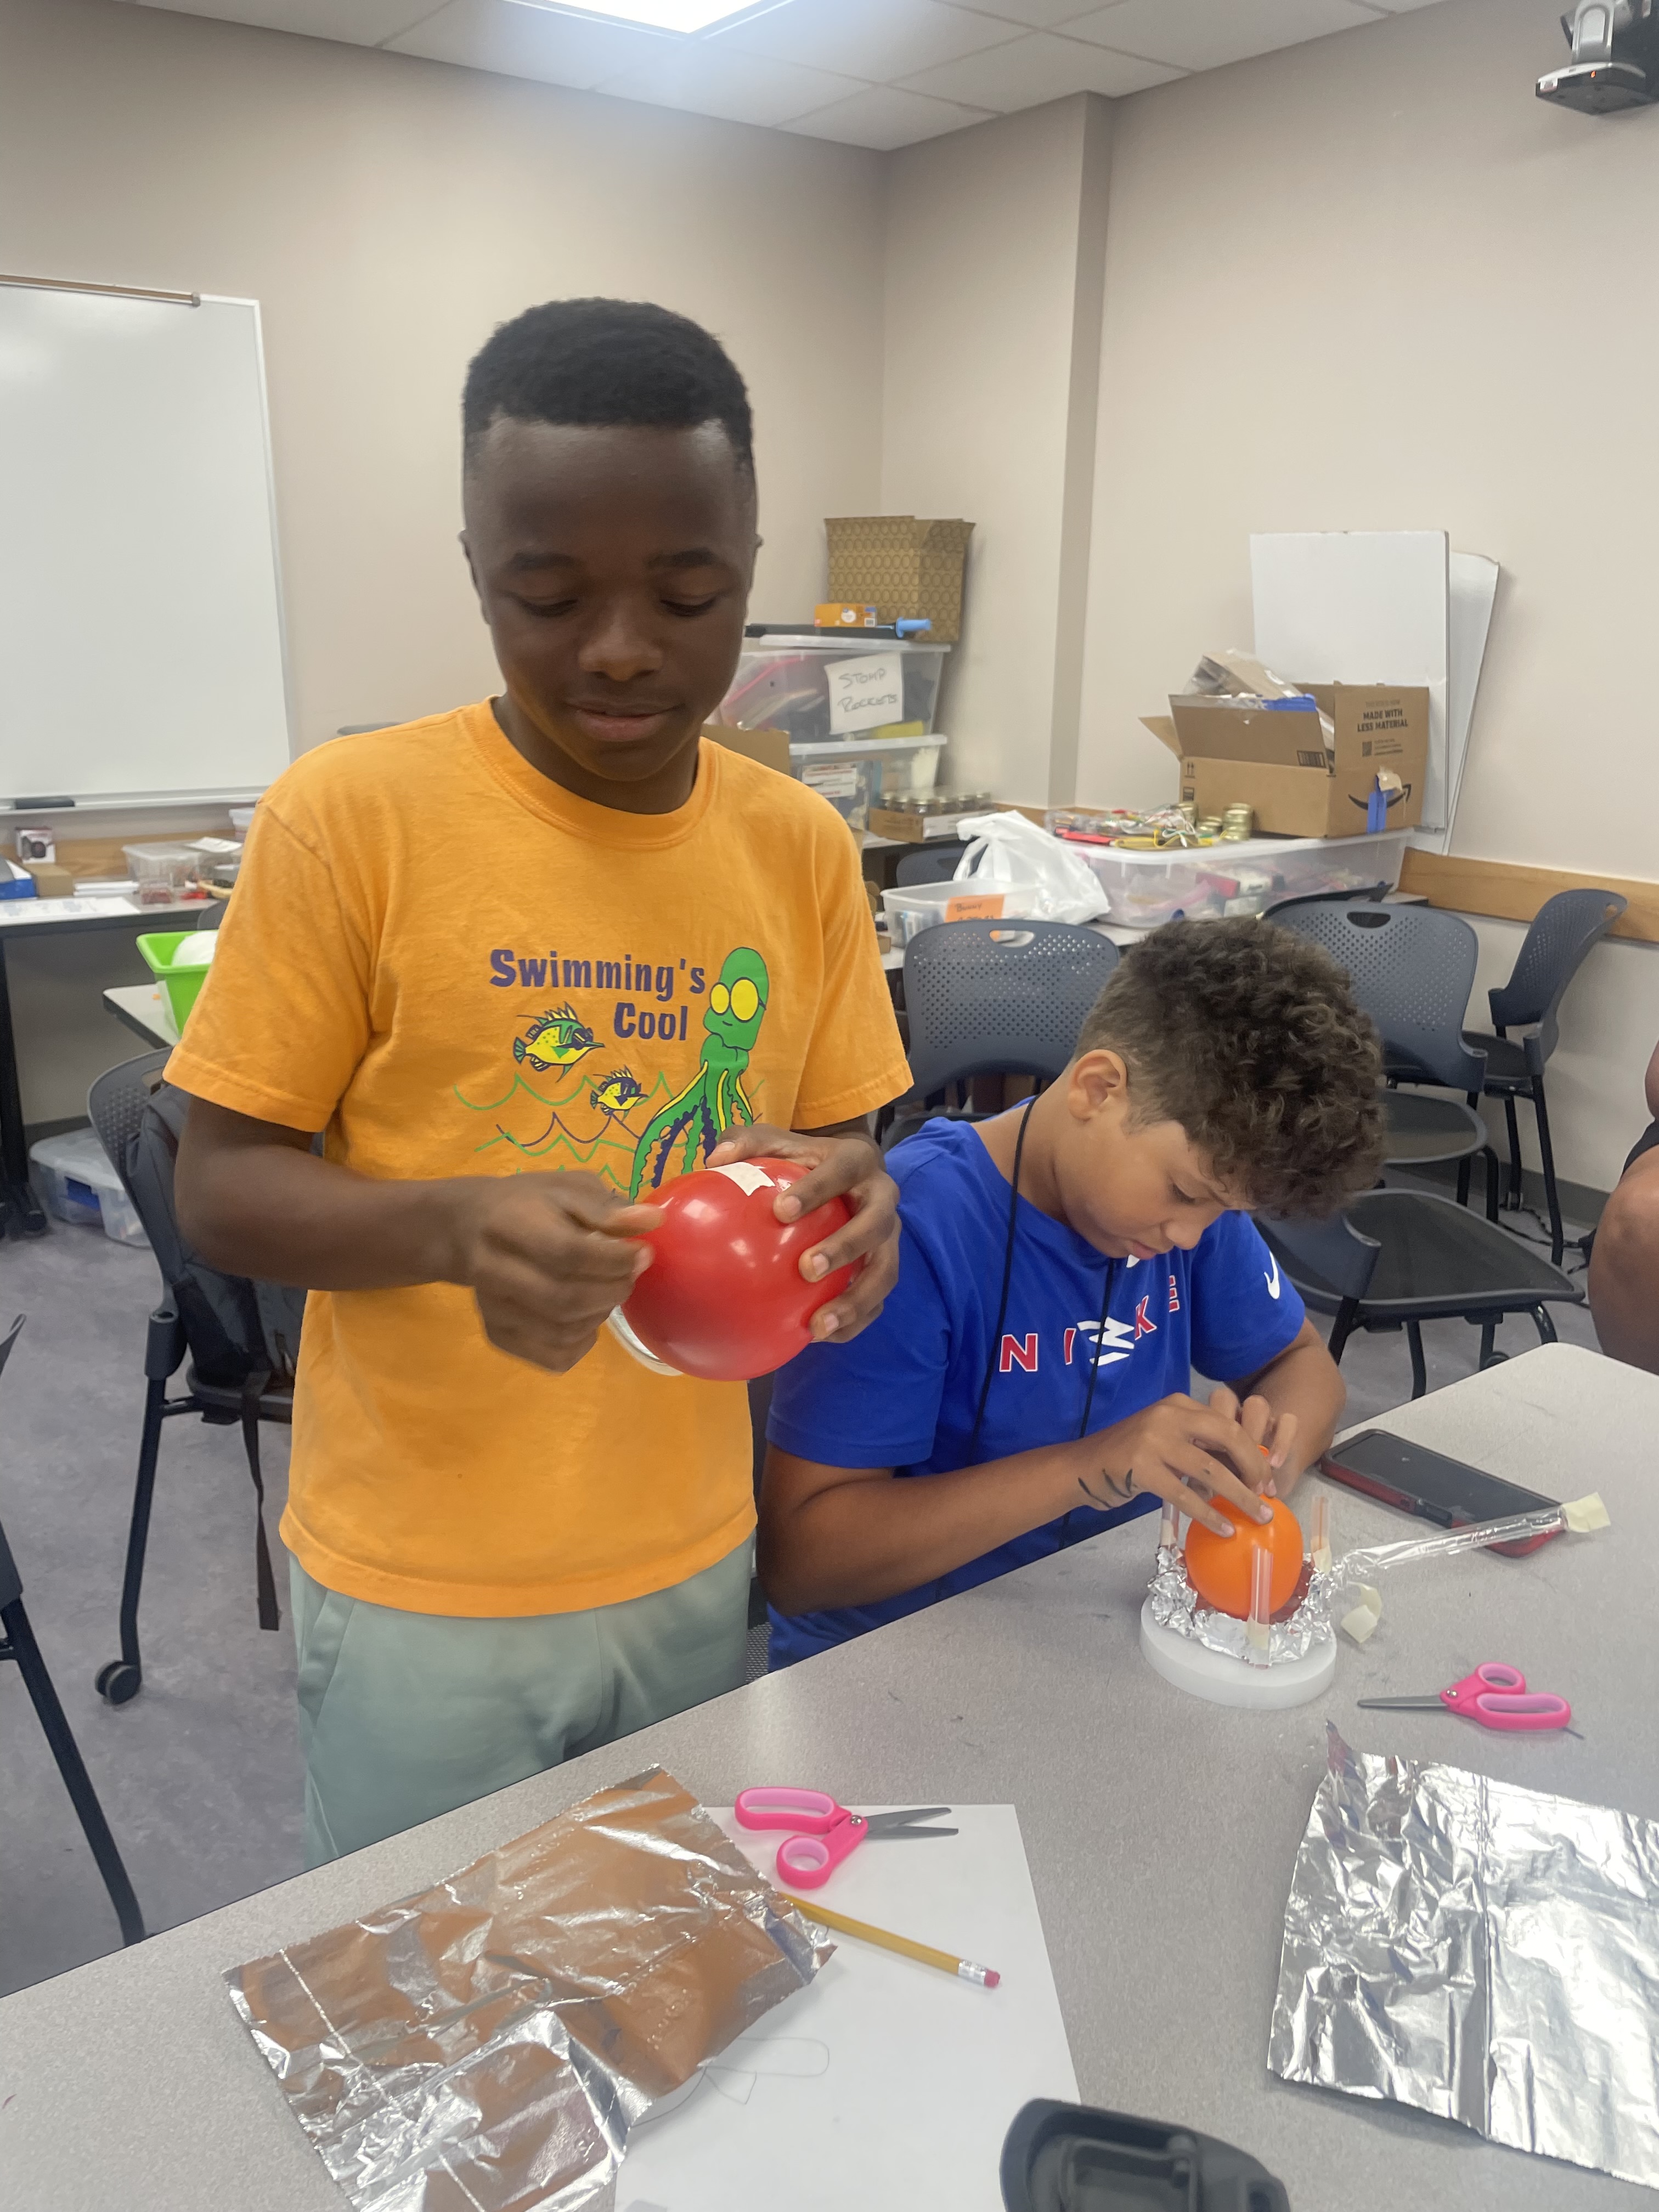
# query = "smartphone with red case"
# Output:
<box><xmin>1319</xmin><ymin>1431</ymin><xmax>1562</xmax><ymax>1558</ymax></box>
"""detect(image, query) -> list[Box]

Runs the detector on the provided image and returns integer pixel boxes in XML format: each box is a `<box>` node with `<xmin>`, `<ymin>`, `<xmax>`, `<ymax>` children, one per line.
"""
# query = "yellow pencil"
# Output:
<box><xmin>781</xmin><ymin>1892</ymin><xmax>1001</xmax><ymax>1988</ymax></box>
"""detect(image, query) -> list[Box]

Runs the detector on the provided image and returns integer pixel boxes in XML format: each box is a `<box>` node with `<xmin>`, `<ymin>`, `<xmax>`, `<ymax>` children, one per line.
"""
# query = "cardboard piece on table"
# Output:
<box><xmin>1146</xmin><ymin>686</ymin><xmax>1429</xmax><ymax>838</ymax></box>
<box><xmin>617</xmin><ymin>1805</ymin><xmax>1075</xmax><ymax>2212</ymax></box>
<box><xmin>1251</xmin><ymin>531</ymin><xmax>1451</xmax><ymax>831</ymax></box>
<box><xmin>703</xmin><ymin>722</ymin><xmax>792</xmax><ymax>774</ymax></box>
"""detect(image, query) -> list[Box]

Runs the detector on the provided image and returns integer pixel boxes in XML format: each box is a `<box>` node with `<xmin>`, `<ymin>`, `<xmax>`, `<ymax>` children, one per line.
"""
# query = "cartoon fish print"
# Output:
<box><xmin>514</xmin><ymin>1003</ymin><xmax>597</xmax><ymax>1074</ymax></box>
<box><xmin>629</xmin><ymin>947</ymin><xmax>769</xmax><ymax>1198</ymax></box>
<box><xmin>590</xmin><ymin>1068</ymin><xmax>646</xmax><ymax>1115</ymax></box>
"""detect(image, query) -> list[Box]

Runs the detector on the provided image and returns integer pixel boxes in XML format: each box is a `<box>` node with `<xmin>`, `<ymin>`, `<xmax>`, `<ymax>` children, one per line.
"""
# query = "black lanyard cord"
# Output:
<box><xmin>967</xmin><ymin>1096</ymin><xmax>1116</xmax><ymax>1460</ymax></box>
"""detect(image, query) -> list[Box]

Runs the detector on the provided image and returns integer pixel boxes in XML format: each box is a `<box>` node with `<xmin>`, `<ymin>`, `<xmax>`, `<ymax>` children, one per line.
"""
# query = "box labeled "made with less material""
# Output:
<box><xmin>1143</xmin><ymin>684</ymin><xmax>1429</xmax><ymax>838</ymax></box>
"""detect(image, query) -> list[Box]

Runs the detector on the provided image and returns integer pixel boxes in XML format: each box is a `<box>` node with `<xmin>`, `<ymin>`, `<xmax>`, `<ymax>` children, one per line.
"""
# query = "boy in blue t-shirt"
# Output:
<box><xmin>760</xmin><ymin>919</ymin><xmax>1385</xmax><ymax>1666</ymax></box>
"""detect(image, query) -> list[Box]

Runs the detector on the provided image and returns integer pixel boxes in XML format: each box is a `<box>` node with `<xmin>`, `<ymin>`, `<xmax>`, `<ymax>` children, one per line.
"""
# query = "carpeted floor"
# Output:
<box><xmin>0</xmin><ymin>1180</ymin><xmax>1602</xmax><ymax>1997</ymax></box>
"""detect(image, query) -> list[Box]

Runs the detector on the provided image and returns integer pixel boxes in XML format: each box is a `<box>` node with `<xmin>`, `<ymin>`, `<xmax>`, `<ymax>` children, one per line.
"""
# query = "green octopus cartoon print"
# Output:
<box><xmin>628</xmin><ymin>946</ymin><xmax>769</xmax><ymax>1198</ymax></box>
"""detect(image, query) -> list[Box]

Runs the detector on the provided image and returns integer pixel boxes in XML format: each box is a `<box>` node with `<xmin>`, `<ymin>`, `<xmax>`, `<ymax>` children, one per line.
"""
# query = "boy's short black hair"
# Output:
<box><xmin>1076</xmin><ymin>918</ymin><xmax>1384</xmax><ymax>1217</ymax></box>
<box><xmin>462</xmin><ymin>298</ymin><xmax>754</xmax><ymax>479</ymax></box>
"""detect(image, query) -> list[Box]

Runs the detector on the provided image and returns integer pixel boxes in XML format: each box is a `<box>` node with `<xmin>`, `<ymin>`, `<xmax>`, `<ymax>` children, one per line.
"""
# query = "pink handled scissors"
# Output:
<box><xmin>734</xmin><ymin>1787</ymin><xmax>956</xmax><ymax>1888</ymax></box>
<box><xmin>1358</xmin><ymin>1661</ymin><xmax>1572</xmax><ymax>1733</ymax></box>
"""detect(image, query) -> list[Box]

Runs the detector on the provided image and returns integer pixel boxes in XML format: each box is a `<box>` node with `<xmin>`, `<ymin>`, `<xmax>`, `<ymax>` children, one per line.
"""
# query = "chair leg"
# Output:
<box><xmin>1502</xmin><ymin>1093</ymin><xmax>1523</xmax><ymax>1208</ymax></box>
<box><xmin>1406</xmin><ymin>1320</ymin><xmax>1428</xmax><ymax>1400</ymax></box>
<box><xmin>1531</xmin><ymin>1078</ymin><xmax>1565</xmax><ymax>1267</ymax></box>
<box><xmin>1479</xmin><ymin>1319</ymin><xmax>1497</xmax><ymax>1367</ymax></box>
<box><xmin>1481</xmin><ymin>1146</ymin><xmax>1500</xmax><ymax>1224</ymax></box>
<box><xmin>1455</xmin><ymin>1151</ymin><xmax>1472</xmax><ymax>1209</ymax></box>
<box><xmin>1533</xmin><ymin>1303</ymin><xmax>1559</xmax><ymax>1347</ymax></box>
<box><xmin>1327</xmin><ymin>1299</ymin><xmax>1359</xmax><ymax>1366</ymax></box>
<box><xmin>97</xmin><ymin>1374</ymin><xmax>168</xmax><ymax>1706</ymax></box>
<box><xmin>3</xmin><ymin>1596</ymin><xmax>145</xmax><ymax>1945</ymax></box>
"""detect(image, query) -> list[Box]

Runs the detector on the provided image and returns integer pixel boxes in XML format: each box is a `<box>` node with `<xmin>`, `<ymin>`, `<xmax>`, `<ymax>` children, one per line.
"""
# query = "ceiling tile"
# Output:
<box><xmin>785</xmin><ymin>82</ymin><xmax>993</xmax><ymax>149</ymax></box>
<box><xmin>385</xmin><ymin>0</ymin><xmax>664</xmax><ymax>85</ymax></box>
<box><xmin>1063</xmin><ymin>0</ymin><xmax>1383</xmax><ymax>72</ymax></box>
<box><xmin>902</xmin><ymin>27</ymin><xmax>1181</xmax><ymax>106</ymax></box>
<box><xmin>720</xmin><ymin>0</ymin><xmax>1020</xmax><ymax>81</ymax></box>
<box><xmin>123</xmin><ymin>0</ymin><xmax>436</xmax><ymax>37</ymax></box>
<box><xmin>593</xmin><ymin>43</ymin><xmax>867</xmax><ymax>126</ymax></box>
<box><xmin>934</xmin><ymin>0</ymin><xmax>1118</xmax><ymax>24</ymax></box>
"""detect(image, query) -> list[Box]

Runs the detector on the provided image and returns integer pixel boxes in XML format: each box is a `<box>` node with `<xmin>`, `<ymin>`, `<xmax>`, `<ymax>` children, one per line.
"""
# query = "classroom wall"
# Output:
<box><xmin>1076</xmin><ymin>0</ymin><xmax>1659</xmax><ymax>1193</ymax></box>
<box><xmin>879</xmin><ymin>95</ymin><xmax>1113</xmax><ymax>805</ymax></box>
<box><xmin>0</xmin><ymin>0</ymin><xmax>888</xmax><ymax>1126</ymax></box>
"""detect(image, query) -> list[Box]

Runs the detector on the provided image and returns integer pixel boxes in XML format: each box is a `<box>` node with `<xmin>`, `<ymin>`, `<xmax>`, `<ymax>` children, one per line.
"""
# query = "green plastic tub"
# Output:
<box><xmin>136</xmin><ymin>930</ymin><xmax>218</xmax><ymax>1033</ymax></box>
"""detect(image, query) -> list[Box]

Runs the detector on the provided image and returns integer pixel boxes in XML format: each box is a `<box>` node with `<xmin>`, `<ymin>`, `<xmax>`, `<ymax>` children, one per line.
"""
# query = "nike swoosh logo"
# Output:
<box><xmin>1264</xmin><ymin>1254</ymin><xmax>1282</xmax><ymax>1300</ymax></box>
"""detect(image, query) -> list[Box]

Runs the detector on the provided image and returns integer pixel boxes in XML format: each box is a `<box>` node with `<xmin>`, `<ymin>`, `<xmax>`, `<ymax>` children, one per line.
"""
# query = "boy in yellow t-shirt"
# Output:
<box><xmin>170</xmin><ymin>299</ymin><xmax>910</xmax><ymax>1863</ymax></box>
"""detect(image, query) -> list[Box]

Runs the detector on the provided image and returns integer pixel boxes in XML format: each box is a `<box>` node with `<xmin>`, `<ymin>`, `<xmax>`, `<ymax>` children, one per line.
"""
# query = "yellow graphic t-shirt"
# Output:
<box><xmin>167</xmin><ymin>703</ymin><xmax>910</xmax><ymax>1617</ymax></box>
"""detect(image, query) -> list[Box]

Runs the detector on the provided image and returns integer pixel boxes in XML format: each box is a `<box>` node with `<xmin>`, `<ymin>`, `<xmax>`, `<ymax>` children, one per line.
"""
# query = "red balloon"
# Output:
<box><xmin>620</xmin><ymin>1159</ymin><xmax>857</xmax><ymax>1381</ymax></box>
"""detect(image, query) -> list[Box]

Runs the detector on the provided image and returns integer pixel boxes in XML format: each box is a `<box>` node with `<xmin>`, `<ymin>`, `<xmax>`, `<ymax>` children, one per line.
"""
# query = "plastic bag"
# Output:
<box><xmin>952</xmin><ymin>811</ymin><xmax>1108</xmax><ymax>924</ymax></box>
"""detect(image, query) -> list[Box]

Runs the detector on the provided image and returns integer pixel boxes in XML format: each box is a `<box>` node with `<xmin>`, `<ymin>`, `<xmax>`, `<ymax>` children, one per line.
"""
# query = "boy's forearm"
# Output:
<box><xmin>177</xmin><ymin>1121</ymin><xmax>473</xmax><ymax>1290</ymax></box>
<box><xmin>759</xmin><ymin>1440</ymin><xmax>1088</xmax><ymax>1615</ymax></box>
<box><xmin>1239</xmin><ymin>1329</ymin><xmax>1346</xmax><ymax>1493</ymax></box>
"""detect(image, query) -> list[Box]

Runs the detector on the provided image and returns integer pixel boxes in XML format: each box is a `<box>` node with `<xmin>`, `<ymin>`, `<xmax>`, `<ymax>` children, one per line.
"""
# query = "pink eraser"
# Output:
<box><xmin>984</xmin><ymin>1970</ymin><xmax>1001</xmax><ymax>1988</ymax></box>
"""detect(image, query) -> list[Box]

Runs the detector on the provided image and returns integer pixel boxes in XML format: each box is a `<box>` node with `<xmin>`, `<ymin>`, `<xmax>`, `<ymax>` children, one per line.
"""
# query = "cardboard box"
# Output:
<box><xmin>816</xmin><ymin>602</ymin><xmax>878</xmax><ymax>629</ymax></box>
<box><xmin>869</xmin><ymin>803</ymin><xmax>1012</xmax><ymax>843</ymax></box>
<box><xmin>825</xmin><ymin>516</ymin><xmax>974</xmax><ymax>644</ymax></box>
<box><xmin>1141</xmin><ymin>683</ymin><xmax>1429</xmax><ymax>838</ymax></box>
<box><xmin>703</xmin><ymin>722</ymin><xmax>792</xmax><ymax>774</ymax></box>
<box><xmin>19</xmin><ymin>859</ymin><xmax>75</xmax><ymax>898</ymax></box>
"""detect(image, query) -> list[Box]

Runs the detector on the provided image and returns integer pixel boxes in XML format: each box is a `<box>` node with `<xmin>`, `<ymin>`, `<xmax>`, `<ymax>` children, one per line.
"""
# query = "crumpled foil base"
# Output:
<box><xmin>226</xmin><ymin>1767</ymin><xmax>832</xmax><ymax>2212</ymax></box>
<box><xmin>1146</xmin><ymin>1541</ymin><xmax>1336</xmax><ymax>1663</ymax></box>
<box><xmin>1269</xmin><ymin>1726</ymin><xmax>1659</xmax><ymax>2190</ymax></box>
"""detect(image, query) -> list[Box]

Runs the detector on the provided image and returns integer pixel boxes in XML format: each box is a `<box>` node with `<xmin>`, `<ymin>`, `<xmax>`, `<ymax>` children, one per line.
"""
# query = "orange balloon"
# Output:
<box><xmin>1184</xmin><ymin>1493</ymin><xmax>1304</xmax><ymax>1621</ymax></box>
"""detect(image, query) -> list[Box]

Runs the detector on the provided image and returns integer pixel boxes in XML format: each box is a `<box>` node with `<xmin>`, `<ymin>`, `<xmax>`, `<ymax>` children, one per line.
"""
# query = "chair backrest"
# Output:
<box><xmin>1488</xmin><ymin>888</ymin><xmax>1627</xmax><ymax>1064</ymax></box>
<box><xmin>88</xmin><ymin>1054</ymin><xmax>305</xmax><ymax>1388</ymax></box>
<box><xmin>1256</xmin><ymin>1211</ymin><xmax>1380</xmax><ymax>1305</ymax></box>
<box><xmin>1261</xmin><ymin>882</ymin><xmax>1388</xmax><ymax>922</ymax></box>
<box><xmin>903</xmin><ymin>919</ymin><xmax>1120</xmax><ymax>1097</ymax></box>
<box><xmin>894</xmin><ymin>841</ymin><xmax>972</xmax><ymax>888</ymax></box>
<box><xmin>1267</xmin><ymin>901</ymin><xmax>1486</xmax><ymax>1092</ymax></box>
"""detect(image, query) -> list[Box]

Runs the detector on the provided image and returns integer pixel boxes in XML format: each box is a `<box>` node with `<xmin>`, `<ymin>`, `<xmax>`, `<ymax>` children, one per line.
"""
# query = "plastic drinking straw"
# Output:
<box><xmin>1245</xmin><ymin>1541</ymin><xmax>1273</xmax><ymax>1665</ymax></box>
<box><xmin>1159</xmin><ymin>1499</ymin><xmax>1181</xmax><ymax>1552</ymax></box>
<box><xmin>1312</xmin><ymin>1494</ymin><xmax>1332</xmax><ymax>1574</ymax></box>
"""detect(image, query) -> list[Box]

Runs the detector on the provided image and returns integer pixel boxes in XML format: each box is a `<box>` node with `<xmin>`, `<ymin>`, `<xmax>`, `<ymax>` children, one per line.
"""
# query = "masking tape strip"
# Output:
<box><xmin>1561</xmin><ymin>1492</ymin><xmax>1610</xmax><ymax>1533</ymax></box>
<box><xmin>1340</xmin><ymin>1585</ymin><xmax>1383</xmax><ymax>1645</ymax></box>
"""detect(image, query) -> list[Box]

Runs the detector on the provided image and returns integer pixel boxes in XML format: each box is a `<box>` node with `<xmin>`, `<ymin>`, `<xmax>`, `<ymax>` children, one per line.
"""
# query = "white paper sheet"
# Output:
<box><xmin>0</xmin><ymin>895</ymin><xmax>142</xmax><ymax>924</ymax></box>
<box><xmin>618</xmin><ymin>1805</ymin><xmax>1075</xmax><ymax>2212</ymax></box>
<box><xmin>1251</xmin><ymin>531</ymin><xmax>1452</xmax><ymax>830</ymax></box>
<box><xmin>1427</xmin><ymin>550</ymin><xmax>1500</xmax><ymax>856</ymax></box>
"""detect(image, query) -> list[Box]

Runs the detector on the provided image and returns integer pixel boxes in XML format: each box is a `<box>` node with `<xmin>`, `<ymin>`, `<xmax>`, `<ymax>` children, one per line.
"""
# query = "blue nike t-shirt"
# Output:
<box><xmin>765</xmin><ymin>1116</ymin><xmax>1305</xmax><ymax>1667</ymax></box>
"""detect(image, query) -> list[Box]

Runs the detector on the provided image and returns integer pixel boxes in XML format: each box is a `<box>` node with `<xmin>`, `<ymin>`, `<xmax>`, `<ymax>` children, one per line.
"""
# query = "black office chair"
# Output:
<box><xmin>1448</xmin><ymin>889</ymin><xmax>1626</xmax><ymax>1265</ymax></box>
<box><xmin>1257</xmin><ymin>1196</ymin><xmax>1581</xmax><ymax>1401</ymax></box>
<box><xmin>0</xmin><ymin>1316</ymin><xmax>145</xmax><ymax>1946</ymax></box>
<box><xmin>884</xmin><ymin>919</ymin><xmax>1120</xmax><ymax>1151</ymax></box>
<box><xmin>87</xmin><ymin>1053</ymin><xmax>303</xmax><ymax>1706</ymax></box>
<box><xmin>1267</xmin><ymin>901</ymin><xmax>1499</xmax><ymax>1219</ymax></box>
<box><xmin>894</xmin><ymin>840</ymin><xmax>973</xmax><ymax>887</ymax></box>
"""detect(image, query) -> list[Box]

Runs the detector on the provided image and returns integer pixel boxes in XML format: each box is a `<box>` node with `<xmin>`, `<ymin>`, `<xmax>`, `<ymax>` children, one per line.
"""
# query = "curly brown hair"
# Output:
<box><xmin>1075</xmin><ymin>918</ymin><xmax>1384</xmax><ymax>1217</ymax></box>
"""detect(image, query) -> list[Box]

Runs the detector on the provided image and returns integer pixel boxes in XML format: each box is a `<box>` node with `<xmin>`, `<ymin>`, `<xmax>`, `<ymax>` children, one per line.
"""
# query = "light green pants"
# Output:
<box><xmin>289</xmin><ymin>1540</ymin><xmax>753</xmax><ymax>1866</ymax></box>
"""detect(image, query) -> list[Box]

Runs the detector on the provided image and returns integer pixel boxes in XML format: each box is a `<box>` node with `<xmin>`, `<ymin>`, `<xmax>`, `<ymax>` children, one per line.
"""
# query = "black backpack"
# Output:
<box><xmin>123</xmin><ymin>1078</ymin><xmax>307</xmax><ymax>1628</ymax></box>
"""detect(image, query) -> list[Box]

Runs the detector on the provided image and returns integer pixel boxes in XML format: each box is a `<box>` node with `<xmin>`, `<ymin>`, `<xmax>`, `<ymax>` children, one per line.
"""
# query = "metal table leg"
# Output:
<box><xmin>0</xmin><ymin>940</ymin><xmax>48</xmax><ymax>1237</ymax></box>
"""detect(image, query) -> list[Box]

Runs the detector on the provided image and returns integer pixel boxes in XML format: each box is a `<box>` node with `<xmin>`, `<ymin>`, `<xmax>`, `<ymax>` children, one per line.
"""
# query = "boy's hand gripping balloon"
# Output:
<box><xmin>614</xmin><ymin>1159</ymin><xmax>857</xmax><ymax>1381</ymax></box>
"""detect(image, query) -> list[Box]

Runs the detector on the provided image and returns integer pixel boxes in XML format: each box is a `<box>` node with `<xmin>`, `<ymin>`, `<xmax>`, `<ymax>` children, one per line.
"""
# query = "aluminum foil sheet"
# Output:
<box><xmin>226</xmin><ymin>1767</ymin><xmax>832</xmax><ymax>2212</ymax></box>
<box><xmin>1145</xmin><ymin>1508</ymin><xmax>1564</xmax><ymax>1664</ymax></box>
<box><xmin>1269</xmin><ymin>1726</ymin><xmax>1659</xmax><ymax>2189</ymax></box>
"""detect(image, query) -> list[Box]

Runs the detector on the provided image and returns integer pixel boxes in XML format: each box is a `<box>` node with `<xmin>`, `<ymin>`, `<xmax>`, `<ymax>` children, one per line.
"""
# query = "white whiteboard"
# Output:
<box><xmin>0</xmin><ymin>284</ymin><xmax>291</xmax><ymax>809</ymax></box>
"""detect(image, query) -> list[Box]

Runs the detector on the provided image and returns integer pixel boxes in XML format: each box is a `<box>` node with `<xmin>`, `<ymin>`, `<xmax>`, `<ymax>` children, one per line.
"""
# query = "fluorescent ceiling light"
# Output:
<box><xmin>506</xmin><ymin>0</ymin><xmax>765</xmax><ymax>31</ymax></box>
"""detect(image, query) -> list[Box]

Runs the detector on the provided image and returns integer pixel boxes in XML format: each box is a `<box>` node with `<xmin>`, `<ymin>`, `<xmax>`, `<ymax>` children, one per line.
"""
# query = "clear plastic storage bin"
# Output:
<box><xmin>122</xmin><ymin>842</ymin><xmax>206</xmax><ymax>908</ymax></box>
<box><xmin>882</xmin><ymin>876</ymin><xmax>1041</xmax><ymax>949</ymax></box>
<box><xmin>791</xmin><ymin>734</ymin><xmax>945</xmax><ymax>837</ymax></box>
<box><xmin>1083</xmin><ymin>830</ymin><xmax>1409</xmax><ymax>930</ymax></box>
<box><xmin>719</xmin><ymin>637</ymin><xmax>950</xmax><ymax>744</ymax></box>
<box><xmin>30</xmin><ymin>1128</ymin><xmax>149</xmax><ymax>1248</ymax></box>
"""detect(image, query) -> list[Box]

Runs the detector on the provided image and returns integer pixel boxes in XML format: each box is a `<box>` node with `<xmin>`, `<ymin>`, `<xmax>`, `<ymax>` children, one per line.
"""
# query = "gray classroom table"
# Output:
<box><xmin>2</xmin><ymin>1342</ymin><xmax>1654</xmax><ymax>2211</ymax></box>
